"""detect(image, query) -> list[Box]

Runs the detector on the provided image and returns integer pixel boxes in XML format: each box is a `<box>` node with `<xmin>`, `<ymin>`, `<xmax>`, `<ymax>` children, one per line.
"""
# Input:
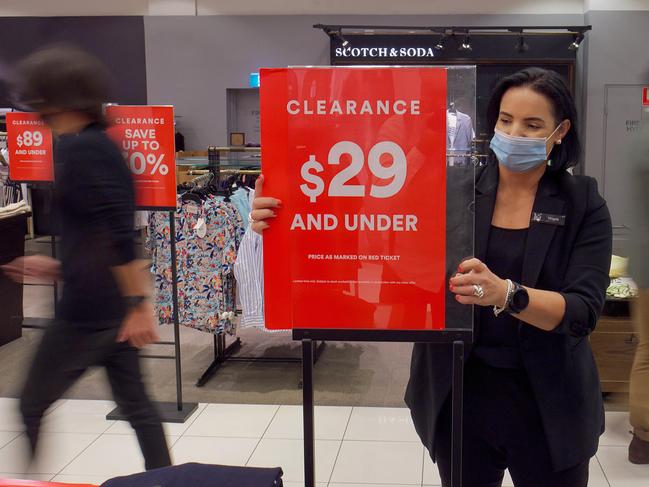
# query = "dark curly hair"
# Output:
<box><xmin>11</xmin><ymin>44</ymin><xmax>111</xmax><ymax>123</ymax></box>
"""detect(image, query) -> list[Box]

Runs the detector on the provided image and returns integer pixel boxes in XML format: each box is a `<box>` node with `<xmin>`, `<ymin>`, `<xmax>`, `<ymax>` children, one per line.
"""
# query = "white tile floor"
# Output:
<box><xmin>0</xmin><ymin>398</ymin><xmax>646</xmax><ymax>486</ymax></box>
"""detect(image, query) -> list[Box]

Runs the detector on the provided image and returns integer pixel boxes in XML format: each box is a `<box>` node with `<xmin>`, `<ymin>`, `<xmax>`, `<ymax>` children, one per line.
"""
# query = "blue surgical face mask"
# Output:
<box><xmin>489</xmin><ymin>125</ymin><xmax>561</xmax><ymax>173</ymax></box>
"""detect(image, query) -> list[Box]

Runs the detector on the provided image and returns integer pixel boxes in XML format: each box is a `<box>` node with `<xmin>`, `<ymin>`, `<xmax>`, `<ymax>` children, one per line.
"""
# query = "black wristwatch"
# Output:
<box><xmin>124</xmin><ymin>296</ymin><xmax>148</xmax><ymax>309</ymax></box>
<box><xmin>507</xmin><ymin>281</ymin><xmax>529</xmax><ymax>314</ymax></box>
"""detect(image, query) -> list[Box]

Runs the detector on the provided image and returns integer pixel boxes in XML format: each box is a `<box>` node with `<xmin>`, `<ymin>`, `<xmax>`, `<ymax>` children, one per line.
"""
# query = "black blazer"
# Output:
<box><xmin>405</xmin><ymin>163</ymin><xmax>613</xmax><ymax>472</ymax></box>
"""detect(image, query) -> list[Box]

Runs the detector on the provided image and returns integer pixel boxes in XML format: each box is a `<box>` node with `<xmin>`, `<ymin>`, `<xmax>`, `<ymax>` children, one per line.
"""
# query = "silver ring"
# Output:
<box><xmin>472</xmin><ymin>284</ymin><xmax>485</xmax><ymax>299</ymax></box>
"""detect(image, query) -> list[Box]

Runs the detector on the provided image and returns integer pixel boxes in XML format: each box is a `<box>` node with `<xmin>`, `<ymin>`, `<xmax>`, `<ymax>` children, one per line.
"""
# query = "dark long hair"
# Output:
<box><xmin>486</xmin><ymin>68</ymin><xmax>581</xmax><ymax>173</ymax></box>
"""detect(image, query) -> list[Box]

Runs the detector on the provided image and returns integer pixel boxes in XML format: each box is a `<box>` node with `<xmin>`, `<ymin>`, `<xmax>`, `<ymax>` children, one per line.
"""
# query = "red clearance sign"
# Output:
<box><xmin>6</xmin><ymin>112</ymin><xmax>54</xmax><ymax>182</ymax></box>
<box><xmin>106</xmin><ymin>105</ymin><xmax>177</xmax><ymax>209</ymax></box>
<box><xmin>260</xmin><ymin>67</ymin><xmax>447</xmax><ymax>331</ymax></box>
<box><xmin>643</xmin><ymin>87</ymin><xmax>649</xmax><ymax>106</ymax></box>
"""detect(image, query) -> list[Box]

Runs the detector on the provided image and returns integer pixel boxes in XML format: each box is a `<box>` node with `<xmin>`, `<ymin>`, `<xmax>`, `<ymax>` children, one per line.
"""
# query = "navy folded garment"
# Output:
<box><xmin>101</xmin><ymin>463</ymin><xmax>284</xmax><ymax>487</ymax></box>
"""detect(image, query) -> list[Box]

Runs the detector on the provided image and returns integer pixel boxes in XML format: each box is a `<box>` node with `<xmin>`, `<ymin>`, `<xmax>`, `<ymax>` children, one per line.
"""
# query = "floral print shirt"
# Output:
<box><xmin>147</xmin><ymin>195</ymin><xmax>244</xmax><ymax>335</ymax></box>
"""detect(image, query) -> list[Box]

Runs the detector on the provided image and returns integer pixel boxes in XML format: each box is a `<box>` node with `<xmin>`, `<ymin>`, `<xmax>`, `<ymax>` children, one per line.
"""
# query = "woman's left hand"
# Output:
<box><xmin>449</xmin><ymin>258</ymin><xmax>509</xmax><ymax>307</ymax></box>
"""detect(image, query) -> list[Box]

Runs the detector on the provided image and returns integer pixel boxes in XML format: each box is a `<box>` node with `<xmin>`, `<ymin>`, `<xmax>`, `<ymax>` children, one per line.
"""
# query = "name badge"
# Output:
<box><xmin>531</xmin><ymin>212</ymin><xmax>566</xmax><ymax>226</ymax></box>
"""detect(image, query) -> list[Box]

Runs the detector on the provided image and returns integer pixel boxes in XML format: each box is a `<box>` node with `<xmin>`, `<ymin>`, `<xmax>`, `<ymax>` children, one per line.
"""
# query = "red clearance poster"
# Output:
<box><xmin>260</xmin><ymin>67</ymin><xmax>447</xmax><ymax>331</ymax></box>
<box><xmin>643</xmin><ymin>87</ymin><xmax>649</xmax><ymax>106</ymax></box>
<box><xmin>6</xmin><ymin>112</ymin><xmax>54</xmax><ymax>182</ymax></box>
<box><xmin>106</xmin><ymin>105</ymin><xmax>177</xmax><ymax>209</ymax></box>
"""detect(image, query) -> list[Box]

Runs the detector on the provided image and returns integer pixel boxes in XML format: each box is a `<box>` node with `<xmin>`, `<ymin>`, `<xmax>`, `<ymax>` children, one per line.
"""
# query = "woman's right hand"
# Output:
<box><xmin>251</xmin><ymin>174</ymin><xmax>282</xmax><ymax>234</ymax></box>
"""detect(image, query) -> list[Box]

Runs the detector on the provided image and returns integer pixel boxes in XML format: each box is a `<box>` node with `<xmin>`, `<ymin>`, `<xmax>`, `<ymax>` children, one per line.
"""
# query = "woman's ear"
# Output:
<box><xmin>556</xmin><ymin>119</ymin><xmax>571</xmax><ymax>143</ymax></box>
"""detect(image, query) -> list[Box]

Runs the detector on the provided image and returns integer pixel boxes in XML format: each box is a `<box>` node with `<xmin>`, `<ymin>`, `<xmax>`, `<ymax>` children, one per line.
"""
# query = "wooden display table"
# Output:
<box><xmin>591</xmin><ymin>299</ymin><xmax>637</xmax><ymax>394</ymax></box>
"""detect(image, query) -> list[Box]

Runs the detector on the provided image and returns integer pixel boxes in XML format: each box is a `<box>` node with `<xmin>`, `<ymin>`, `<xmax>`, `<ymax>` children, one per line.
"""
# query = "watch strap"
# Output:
<box><xmin>124</xmin><ymin>296</ymin><xmax>148</xmax><ymax>309</ymax></box>
<box><xmin>506</xmin><ymin>281</ymin><xmax>529</xmax><ymax>314</ymax></box>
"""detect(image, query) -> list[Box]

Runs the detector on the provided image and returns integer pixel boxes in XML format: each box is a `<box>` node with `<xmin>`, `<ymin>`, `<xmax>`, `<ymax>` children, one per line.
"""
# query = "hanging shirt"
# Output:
<box><xmin>234</xmin><ymin>226</ymin><xmax>265</xmax><ymax>328</ymax></box>
<box><xmin>233</xmin><ymin>189</ymin><xmax>289</xmax><ymax>333</ymax></box>
<box><xmin>229</xmin><ymin>187</ymin><xmax>252</xmax><ymax>229</ymax></box>
<box><xmin>147</xmin><ymin>195</ymin><xmax>244</xmax><ymax>334</ymax></box>
<box><xmin>447</xmin><ymin>111</ymin><xmax>458</xmax><ymax>148</ymax></box>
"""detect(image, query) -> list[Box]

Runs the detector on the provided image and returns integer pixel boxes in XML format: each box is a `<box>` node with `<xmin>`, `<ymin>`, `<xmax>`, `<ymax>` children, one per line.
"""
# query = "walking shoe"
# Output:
<box><xmin>629</xmin><ymin>433</ymin><xmax>649</xmax><ymax>464</ymax></box>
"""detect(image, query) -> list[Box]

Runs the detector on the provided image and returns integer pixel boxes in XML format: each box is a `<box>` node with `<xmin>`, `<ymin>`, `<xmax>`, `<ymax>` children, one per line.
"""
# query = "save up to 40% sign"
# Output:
<box><xmin>105</xmin><ymin>105</ymin><xmax>177</xmax><ymax>209</ymax></box>
<box><xmin>123</xmin><ymin>134</ymin><xmax>170</xmax><ymax>177</ymax></box>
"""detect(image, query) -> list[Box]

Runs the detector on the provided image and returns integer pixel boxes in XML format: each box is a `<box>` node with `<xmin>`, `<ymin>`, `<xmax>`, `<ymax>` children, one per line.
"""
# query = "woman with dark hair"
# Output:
<box><xmin>251</xmin><ymin>67</ymin><xmax>612</xmax><ymax>486</ymax></box>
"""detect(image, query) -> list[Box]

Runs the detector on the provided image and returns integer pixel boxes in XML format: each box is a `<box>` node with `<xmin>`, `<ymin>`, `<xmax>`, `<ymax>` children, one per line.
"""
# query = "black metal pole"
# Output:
<box><xmin>302</xmin><ymin>339</ymin><xmax>316</xmax><ymax>487</ymax></box>
<box><xmin>106</xmin><ymin>209</ymin><xmax>198</xmax><ymax>424</ymax></box>
<box><xmin>169</xmin><ymin>210</ymin><xmax>183</xmax><ymax>411</ymax></box>
<box><xmin>50</xmin><ymin>232</ymin><xmax>58</xmax><ymax>316</ymax></box>
<box><xmin>451</xmin><ymin>340</ymin><xmax>465</xmax><ymax>487</ymax></box>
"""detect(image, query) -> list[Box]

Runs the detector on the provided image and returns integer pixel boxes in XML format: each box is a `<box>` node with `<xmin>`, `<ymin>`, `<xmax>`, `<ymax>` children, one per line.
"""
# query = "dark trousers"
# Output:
<box><xmin>20</xmin><ymin>320</ymin><xmax>171</xmax><ymax>470</ymax></box>
<box><xmin>435</xmin><ymin>360</ymin><xmax>589</xmax><ymax>487</ymax></box>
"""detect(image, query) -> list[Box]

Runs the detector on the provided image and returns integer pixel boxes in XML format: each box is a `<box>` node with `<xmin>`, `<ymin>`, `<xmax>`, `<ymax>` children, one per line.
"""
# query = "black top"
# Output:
<box><xmin>54</xmin><ymin>123</ymin><xmax>136</xmax><ymax>324</ymax></box>
<box><xmin>473</xmin><ymin>226</ymin><xmax>528</xmax><ymax>368</ymax></box>
<box><xmin>406</xmin><ymin>163</ymin><xmax>612</xmax><ymax>472</ymax></box>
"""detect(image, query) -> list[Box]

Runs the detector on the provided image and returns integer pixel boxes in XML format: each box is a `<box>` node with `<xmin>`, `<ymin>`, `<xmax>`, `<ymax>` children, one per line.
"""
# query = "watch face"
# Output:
<box><xmin>512</xmin><ymin>288</ymin><xmax>530</xmax><ymax>312</ymax></box>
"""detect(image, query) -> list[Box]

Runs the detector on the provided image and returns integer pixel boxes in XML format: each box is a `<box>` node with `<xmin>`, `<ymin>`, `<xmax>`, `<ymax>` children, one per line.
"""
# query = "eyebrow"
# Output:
<box><xmin>499</xmin><ymin>111</ymin><xmax>546</xmax><ymax>124</ymax></box>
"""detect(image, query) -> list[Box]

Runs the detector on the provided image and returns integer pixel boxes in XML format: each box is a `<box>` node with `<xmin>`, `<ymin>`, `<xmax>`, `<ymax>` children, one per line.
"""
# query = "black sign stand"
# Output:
<box><xmin>107</xmin><ymin>210</ymin><xmax>198</xmax><ymax>423</ymax></box>
<box><xmin>20</xmin><ymin>233</ymin><xmax>59</xmax><ymax>330</ymax></box>
<box><xmin>294</xmin><ymin>328</ymin><xmax>472</xmax><ymax>487</ymax></box>
<box><xmin>21</xmin><ymin>182</ymin><xmax>58</xmax><ymax>331</ymax></box>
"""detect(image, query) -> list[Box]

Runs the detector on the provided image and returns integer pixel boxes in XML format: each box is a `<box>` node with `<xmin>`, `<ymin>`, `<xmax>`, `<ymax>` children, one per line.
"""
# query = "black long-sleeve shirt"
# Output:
<box><xmin>54</xmin><ymin>123</ymin><xmax>136</xmax><ymax>324</ymax></box>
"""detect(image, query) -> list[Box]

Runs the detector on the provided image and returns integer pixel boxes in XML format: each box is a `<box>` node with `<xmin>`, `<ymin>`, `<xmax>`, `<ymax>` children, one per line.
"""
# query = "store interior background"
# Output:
<box><xmin>0</xmin><ymin>0</ymin><xmax>648</xmax><ymax>408</ymax></box>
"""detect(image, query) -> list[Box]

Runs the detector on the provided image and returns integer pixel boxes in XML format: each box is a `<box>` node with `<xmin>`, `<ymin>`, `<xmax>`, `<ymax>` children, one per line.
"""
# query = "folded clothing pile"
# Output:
<box><xmin>606</xmin><ymin>277</ymin><xmax>638</xmax><ymax>299</ymax></box>
<box><xmin>0</xmin><ymin>200</ymin><xmax>32</xmax><ymax>220</ymax></box>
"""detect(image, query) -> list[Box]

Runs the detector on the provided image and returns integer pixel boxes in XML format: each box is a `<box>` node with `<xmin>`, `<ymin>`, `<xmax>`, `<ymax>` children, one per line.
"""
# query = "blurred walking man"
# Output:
<box><xmin>2</xmin><ymin>46</ymin><xmax>171</xmax><ymax>470</ymax></box>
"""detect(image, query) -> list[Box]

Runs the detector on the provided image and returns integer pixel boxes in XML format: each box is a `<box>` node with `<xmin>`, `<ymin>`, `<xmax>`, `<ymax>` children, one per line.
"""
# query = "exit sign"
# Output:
<box><xmin>644</xmin><ymin>87</ymin><xmax>649</xmax><ymax>106</ymax></box>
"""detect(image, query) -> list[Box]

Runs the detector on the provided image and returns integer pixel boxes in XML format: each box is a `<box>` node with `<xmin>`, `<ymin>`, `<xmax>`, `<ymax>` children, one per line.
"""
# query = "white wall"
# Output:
<box><xmin>586</xmin><ymin>0</ymin><xmax>649</xmax><ymax>11</ymax></box>
<box><xmin>144</xmin><ymin>13</ymin><xmax>585</xmax><ymax>149</ymax></box>
<box><xmin>582</xmin><ymin>9</ymin><xmax>649</xmax><ymax>183</ymax></box>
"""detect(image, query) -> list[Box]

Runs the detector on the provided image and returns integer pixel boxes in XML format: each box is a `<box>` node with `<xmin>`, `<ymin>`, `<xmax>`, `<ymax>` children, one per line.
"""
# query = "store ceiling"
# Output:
<box><xmin>196</xmin><ymin>0</ymin><xmax>586</xmax><ymax>15</ymax></box>
<box><xmin>0</xmin><ymin>0</ymin><xmax>646</xmax><ymax>17</ymax></box>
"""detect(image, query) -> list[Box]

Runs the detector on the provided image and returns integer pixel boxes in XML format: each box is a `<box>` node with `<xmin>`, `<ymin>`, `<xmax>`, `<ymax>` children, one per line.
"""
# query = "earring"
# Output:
<box><xmin>557</xmin><ymin>140</ymin><xmax>562</xmax><ymax>144</ymax></box>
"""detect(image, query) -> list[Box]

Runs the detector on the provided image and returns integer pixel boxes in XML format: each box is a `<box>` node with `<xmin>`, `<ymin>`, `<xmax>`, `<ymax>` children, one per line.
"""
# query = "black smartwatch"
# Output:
<box><xmin>124</xmin><ymin>296</ymin><xmax>148</xmax><ymax>309</ymax></box>
<box><xmin>507</xmin><ymin>281</ymin><xmax>529</xmax><ymax>314</ymax></box>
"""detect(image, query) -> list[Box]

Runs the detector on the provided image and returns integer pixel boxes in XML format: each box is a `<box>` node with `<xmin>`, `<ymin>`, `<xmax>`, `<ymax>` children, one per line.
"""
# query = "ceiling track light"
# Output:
<box><xmin>338</xmin><ymin>29</ymin><xmax>350</xmax><ymax>47</ymax></box>
<box><xmin>434</xmin><ymin>34</ymin><xmax>447</xmax><ymax>51</ymax></box>
<box><xmin>569</xmin><ymin>33</ymin><xmax>584</xmax><ymax>50</ymax></box>
<box><xmin>327</xmin><ymin>28</ymin><xmax>350</xmax><ymax>48</ymax></box>
<box><xmin>515</xmin><ymin>35</ymin><xmax>530</xmax><ymax>53</ymax></box>
<box><xmin>459</xmin><ymin>34</ymin><xmax>472</xmax><ymax>52</ymax></box>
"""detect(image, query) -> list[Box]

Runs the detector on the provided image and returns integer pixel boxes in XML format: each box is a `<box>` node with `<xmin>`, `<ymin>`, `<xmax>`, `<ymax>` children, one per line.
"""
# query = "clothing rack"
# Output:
<box><xmin>106</xmin><ymin>149</ymin><xmax>204</xmax><ymax>423</ymax></box>
<box><xmin>18</xmin><ymin>196</ymin><xmax>198</xmax><ymax>424</ymax></box>
<box><xmin>187</xmin><ymin>172</ymin><xmax>213</xmax><ymax>188</ymax></box>
<box><xmin>196</xmin><ymin>332</ymin><xmax>326</xmax><ymax>387</ymax></box>
<box><xmin>109</xmin><ymin>204</ymin><xmax>199</xmax><ymax>423</ymax></box>
<box><xmin>177</xmin><ymin>165</ymin><xmax>326</xmax><ymax>387</ymax></box>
